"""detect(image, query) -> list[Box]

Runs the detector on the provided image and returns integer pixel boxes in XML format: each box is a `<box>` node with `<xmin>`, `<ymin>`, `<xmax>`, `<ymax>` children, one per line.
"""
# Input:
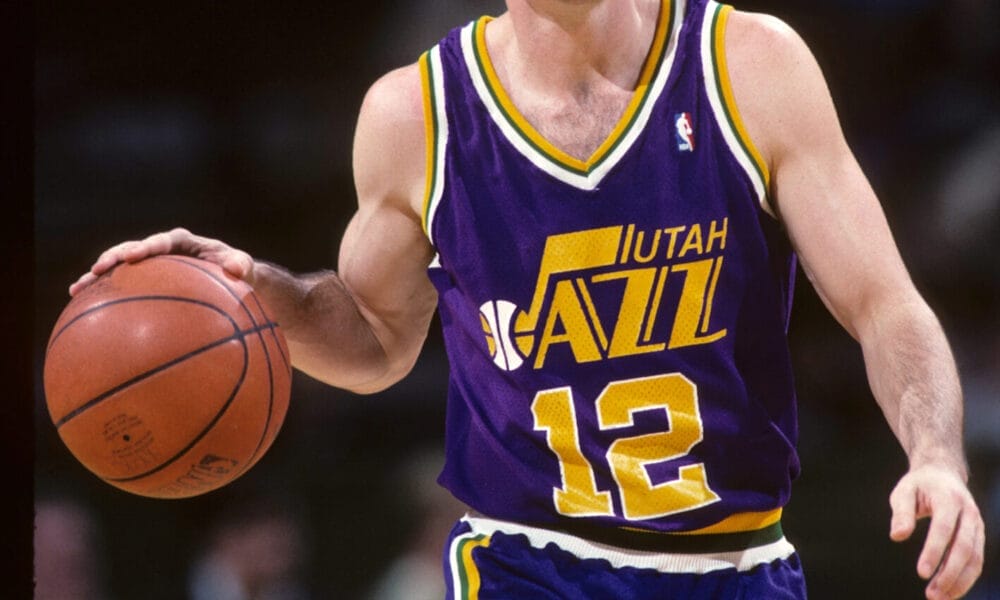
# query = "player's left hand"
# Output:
<box><xmin>889</xmin><ymin>464</ymin><xmax>985</xmax><ymax>600</ymax></box>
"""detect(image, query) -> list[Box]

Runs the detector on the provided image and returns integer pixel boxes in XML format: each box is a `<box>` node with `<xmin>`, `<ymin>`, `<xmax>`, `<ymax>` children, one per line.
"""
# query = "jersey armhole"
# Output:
<box><xmin>419</xmin><ymin>47</ymin><xmax>449</xmax><ymax>246</ymax></box>
<box><xmin>701</xmin><ymin>2</ymin><xmax>776</xmax><ymax>219</ymax></box>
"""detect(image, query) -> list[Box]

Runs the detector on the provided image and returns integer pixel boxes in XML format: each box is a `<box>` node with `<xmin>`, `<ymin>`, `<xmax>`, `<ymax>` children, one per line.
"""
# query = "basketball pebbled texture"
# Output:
<box><xmin>43</xmin><ymin>255</ymin><xmax>292</xmax><ymax>498</ymax></box>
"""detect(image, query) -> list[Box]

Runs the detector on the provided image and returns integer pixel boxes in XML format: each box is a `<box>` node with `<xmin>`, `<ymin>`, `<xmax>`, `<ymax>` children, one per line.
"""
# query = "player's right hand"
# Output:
<box><xmin>69</xmin><ymin>227</ymin><xmax>256</xmax><ymax>297</ymax></box>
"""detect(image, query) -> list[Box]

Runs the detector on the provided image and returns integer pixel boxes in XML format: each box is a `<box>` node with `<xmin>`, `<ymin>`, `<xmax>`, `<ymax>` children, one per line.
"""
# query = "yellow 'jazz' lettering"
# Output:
<box><xmin>591</xmin><ymin>268</ymin><xmax>666</xmax><ymax>358</ymax></box>
<box><xmin>668</xmin><ymin>258</ymin><xmax>727</xmax><ymax>349</ymax></box>
<box><xmin>517</xmin><ymin>226</ymin><xmax>624</xmax><ymax>335</ymax></box>
<box><xmin>534</xmin><ymin>279</ymin><xmax>604</xmax><ymax>369</ymax></box>
<box><xmin>501</xmin><ymin>222</ymin><xmax>731</xmax><ymax>369</ymax></box>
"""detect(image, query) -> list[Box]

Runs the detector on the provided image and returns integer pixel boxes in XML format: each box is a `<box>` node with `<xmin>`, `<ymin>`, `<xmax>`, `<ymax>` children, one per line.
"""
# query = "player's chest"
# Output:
<box><xmin>515</xmin><ymin>87</ymin><xmax>634</xmax><ymax>162</ymax></box>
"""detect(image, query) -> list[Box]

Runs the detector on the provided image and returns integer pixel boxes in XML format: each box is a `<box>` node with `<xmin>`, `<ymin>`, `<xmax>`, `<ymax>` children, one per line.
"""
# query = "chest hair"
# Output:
<box><xmin>518</xmin><ymin>82</ymin><xmax>634</xmax><ymax>161</ymax></box>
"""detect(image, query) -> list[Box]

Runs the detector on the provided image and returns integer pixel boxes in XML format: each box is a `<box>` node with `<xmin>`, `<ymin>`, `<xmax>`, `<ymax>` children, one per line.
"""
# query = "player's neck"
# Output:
<box><xmin>497</xmin><ymin>0</ymin><xmax>660</xmax><ymax>95</ymax></box>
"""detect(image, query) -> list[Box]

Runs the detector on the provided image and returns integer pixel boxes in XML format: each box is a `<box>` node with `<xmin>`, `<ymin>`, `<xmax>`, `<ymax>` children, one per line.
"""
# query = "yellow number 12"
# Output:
<box><xmin>531</xmin><ymin>373</ymin><xmax>720</xmax><ymax>521</ymax></box>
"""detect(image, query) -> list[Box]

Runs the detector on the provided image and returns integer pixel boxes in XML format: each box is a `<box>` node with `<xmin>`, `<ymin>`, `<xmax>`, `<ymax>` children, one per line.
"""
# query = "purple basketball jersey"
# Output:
<box><xmin>418</xmin><ymin>0</ymin><xmax>800</xmax><ymax>536</ymax></box>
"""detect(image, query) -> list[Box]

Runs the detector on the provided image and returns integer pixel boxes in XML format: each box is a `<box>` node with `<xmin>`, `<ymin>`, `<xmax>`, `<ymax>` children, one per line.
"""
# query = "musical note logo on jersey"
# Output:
<box><xmin>675</xmin><ymin>112</ymin><xmax>695</xmax><ymax>152</ymax></box>
<box><xmin>480</xmin><ymin>219</ymin><xmax>730</xmax><ymax>371</ymax></box>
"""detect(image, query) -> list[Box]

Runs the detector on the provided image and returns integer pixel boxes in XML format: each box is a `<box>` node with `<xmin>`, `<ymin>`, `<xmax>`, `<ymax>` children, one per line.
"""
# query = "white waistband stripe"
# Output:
<box><xmin>463</xmin><ymin>515</ymin><xmax>796</xmax><ymax>574</ymax></box>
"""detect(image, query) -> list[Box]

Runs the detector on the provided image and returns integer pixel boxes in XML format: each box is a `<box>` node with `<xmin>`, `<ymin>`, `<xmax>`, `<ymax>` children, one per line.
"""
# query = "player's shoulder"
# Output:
<box><xmin>721</xmin><ymin>8</ymin><xmax>849</xmax><ymax>190</ymax></box>
<box><xmin>353</xmin><ymin>61</ymin><xmax>428</xmax><ymax>213</ymax></box>
<box><xmin>723</xmin><ymin>9</ymin><xmax>816</xmax><ymax>75</ymax></box>
<box><xmin>358</xmin><ymin>62</ymin><xmax>425</xmax><ymax>132</ymax></box>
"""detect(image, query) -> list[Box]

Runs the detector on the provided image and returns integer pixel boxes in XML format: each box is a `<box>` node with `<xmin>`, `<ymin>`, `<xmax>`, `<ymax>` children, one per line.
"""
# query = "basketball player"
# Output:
<box><xmin>71</xmin><ymin>0</ymin><xmax>984</xmax><ymax>597</ymax></box>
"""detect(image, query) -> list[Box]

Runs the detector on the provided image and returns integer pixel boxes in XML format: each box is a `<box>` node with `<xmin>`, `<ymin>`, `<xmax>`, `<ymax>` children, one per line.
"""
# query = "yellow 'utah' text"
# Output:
<box><xmin>505</xmin><ymin>218</ymin><xmax>730</xmax><ymax>369</ymax></box>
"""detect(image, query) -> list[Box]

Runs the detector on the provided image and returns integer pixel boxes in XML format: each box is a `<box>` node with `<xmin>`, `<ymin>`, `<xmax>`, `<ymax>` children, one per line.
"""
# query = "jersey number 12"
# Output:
<box><xmin>531</xmin><ymin>373</ymin><xmax>720</xmax><ymax>521</ymax></box>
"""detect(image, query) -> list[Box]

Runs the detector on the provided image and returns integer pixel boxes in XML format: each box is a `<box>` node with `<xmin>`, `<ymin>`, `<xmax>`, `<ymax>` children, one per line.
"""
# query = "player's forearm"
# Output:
<box><xmin>249</xmin><ymin>261</ymin><xmax>407</xmax><ymax>393</ymax></box>
<box><xmin>858</xmin><ymin>295</ymin><xmax>967</xmax><ymax>477</ymax></box>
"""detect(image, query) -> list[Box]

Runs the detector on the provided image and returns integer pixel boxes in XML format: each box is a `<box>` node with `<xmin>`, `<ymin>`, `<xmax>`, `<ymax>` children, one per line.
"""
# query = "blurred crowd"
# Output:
<box><xmin>34</xmin><ymin>0</ymin><xmax>997</xmax><ymax>598</ymax></box>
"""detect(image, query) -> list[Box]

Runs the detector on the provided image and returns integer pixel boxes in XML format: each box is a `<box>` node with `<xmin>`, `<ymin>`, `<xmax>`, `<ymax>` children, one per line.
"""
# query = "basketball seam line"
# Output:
<box><xmin>53</xmin><ymin>321</ymin><xmax>279</xmax><ymax>430</ymax></box>
<box><xmin>48</xmin><ymin>295</ymin><xmax>236</xmax><ymax>351</ymax></box>
<box><xmin>105</xmin><ymin>329</ymin><xmax>251</xmax><ymax>484</ymax></box>
<box><xmin>241</xmin><ymin>291</ymin><xmax>291</xmax><ymax>475</ymax></box>
<box><xmin>162</xmin><ymin>257</ymin><xmax>283</xmax><ymax>478</ymax></box>
<box><xmin>56</xmin><ymin>257</ymin><xmax>288</xmax><ymax>493</ymax></box>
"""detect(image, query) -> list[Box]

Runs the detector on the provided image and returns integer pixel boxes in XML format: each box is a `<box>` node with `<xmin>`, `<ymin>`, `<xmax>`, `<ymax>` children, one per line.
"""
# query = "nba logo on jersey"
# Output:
<box><xmin>675</xmin><ymin>112</ymin><xmax>695</xmax><ymax>152</ymax></box>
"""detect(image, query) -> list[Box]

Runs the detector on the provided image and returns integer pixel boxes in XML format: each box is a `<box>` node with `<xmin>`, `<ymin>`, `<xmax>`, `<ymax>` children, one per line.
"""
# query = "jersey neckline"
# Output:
<box><xmin>461</xmin><ymin>0</ymin><xmax>685</xmax><ymax>190</ymax></box>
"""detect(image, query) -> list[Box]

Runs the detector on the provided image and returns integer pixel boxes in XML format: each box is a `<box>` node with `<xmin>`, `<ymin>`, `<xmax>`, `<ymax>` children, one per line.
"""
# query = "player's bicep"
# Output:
<box><xmin>338</xmin><ymin>201</ymin><xmax>437</xmax><ymax>358</ymax></box>
<box><xmin>778</xmin><ymin>146</ymin><xmax>915</xmax><ymax>339</ymax></box>
<box><xmin>727</xmin><ymin>12</ymin><xmax>917</xmax><ymax>338</ymax></box>
<box><xmin>338</xmin><ymin>64</ymin><xmax>438</xmax><ymax>376</ymax></box>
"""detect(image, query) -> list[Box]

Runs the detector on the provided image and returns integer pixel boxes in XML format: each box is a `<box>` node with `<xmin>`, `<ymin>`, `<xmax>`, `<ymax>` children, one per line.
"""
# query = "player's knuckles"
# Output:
<box><xmin>215</xmin><ymin>244</ymin><xmax>248</xmax><ymax>263</ymax></box>
<box><xmin>119</xmin><ymin>240</ymin><xmax>149</xmax><ymax>257</ymax></box>
<box><xmin>197</xmin><ymin>236</ymin><xmax>233</xmax><ymax>256</ymax></box>
<box><xmin>100</xmin><ymin>241</ymin><xmax>133</xmax><ymax>260</ymax></box>
<box><xmin>222</xmin><ymin>252</ymin><xmax>255</xmax><ymax>280</ymax></box>
<box><xmin>943</xmin><ymin>488</ymin><xmax>968</xmax><ymax>507</ymax></box>
<box><xmin>167</xmin><ymin>227</ymin><xmax>201</xmax><ymax>250</ymax></box>
<box><xmin>963</xmin><ymin>499</ymin><xmax>984</xmax><ymax>523</ymax></box>
<box><xmin>96</xmin><ymin>246</ymin><xmax>131</xmax><ymax>268</ymax></box>
<box><xmin>234</xmin><ymin>249</ymin><xmax>253</xmax><ymax>266</ymax></box>
<box><xmin>146</xmin><ymin>231</ymin><xmax>174</xmax><ymax>247</ymax></box>
<box><xmin>166</xmin><ymin>227</ymin><xmax>195</xmax><ymax>245</ymax></box>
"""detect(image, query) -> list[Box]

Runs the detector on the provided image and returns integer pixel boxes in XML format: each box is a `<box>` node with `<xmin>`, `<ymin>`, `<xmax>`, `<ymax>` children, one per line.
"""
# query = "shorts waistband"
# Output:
<box><xmin>462</xmin><ymin>514</ymin><xmax>797</xmax><ymax>574</ymax></box>
<box><xmin>556</xmin><ymin>519</ymin><xmax>785</xmax><ymax>554</ymax></box>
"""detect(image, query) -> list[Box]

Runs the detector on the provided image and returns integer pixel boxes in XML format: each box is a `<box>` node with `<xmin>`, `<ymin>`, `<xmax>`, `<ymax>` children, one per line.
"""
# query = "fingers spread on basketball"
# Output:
<box><xmin>153</xmin><ymin>228</ymin><xmax>255</xmax><ymax>282</ymax></box>
<box><xmin>141</xmin><ymin>229</ymin><xmax>186</xmax><ymax>257</ymax></box>
<box><xmin>70</xmin><ymin>228</ymin><xmax>256</xmax><ymax>297</ymax></box>
<box><xmin>72</xmin><ymin>232</ymin><xmax>179</xmax><ymax>297</ymax></box>
<box><xmin>115</xmin><ymin>228</ymin><xmax>196</xmax><ymax>265</ymax></box>
<box><xmin>93</xmin><ymin>240</ymin><xmax>143</xmax><ymax>273</ymax></box>
<box><xmin>69</xmin><ymin>271</ymin><xmax>100</xmax><ymax>297</ymax></box>
<box><xmin>70</xmin><ymin>239</ymin><xmax>147</xmax><ymax>297</ymax></box>
<box><xmin>220</xmin><ymin>250</ymin><xmax>256</xmax><ymax>282</ymax></box>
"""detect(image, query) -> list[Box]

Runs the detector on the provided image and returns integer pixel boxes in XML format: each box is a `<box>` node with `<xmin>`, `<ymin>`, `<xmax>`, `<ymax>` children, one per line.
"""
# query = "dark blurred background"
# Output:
<box><xmin>33</xmin><ymin>1</ymin><xmax>998</xmax><ymax>598</ymax></box>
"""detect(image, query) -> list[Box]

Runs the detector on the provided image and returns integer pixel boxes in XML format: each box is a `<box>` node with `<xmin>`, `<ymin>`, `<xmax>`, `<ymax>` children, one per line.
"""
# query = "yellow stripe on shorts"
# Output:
<box><xmin>451</xmin><ymin>532</ymin><xmax>491</xmax><ymax>600</ymax></box>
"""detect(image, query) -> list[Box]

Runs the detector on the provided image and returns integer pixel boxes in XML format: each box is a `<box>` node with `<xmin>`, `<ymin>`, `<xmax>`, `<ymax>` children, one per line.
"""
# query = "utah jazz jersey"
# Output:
<box><xmin>419</xmin><ymin>0</ymin><xmax>799</xmax><ymax>537</ymax></box>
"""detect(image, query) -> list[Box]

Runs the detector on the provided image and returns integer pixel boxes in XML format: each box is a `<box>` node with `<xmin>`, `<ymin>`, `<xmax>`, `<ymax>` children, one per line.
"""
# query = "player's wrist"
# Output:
<box><xmin>906</xmin><ymin>450</ymin><xmax>969</xmax><ymax>483</ymax></box>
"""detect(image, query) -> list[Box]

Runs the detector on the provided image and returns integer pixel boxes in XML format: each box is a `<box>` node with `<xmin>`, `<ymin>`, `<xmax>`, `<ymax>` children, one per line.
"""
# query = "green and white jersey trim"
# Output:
<box><xmin>420</xmin><ymin>45</ymin><xmax>449</xmax><ymax>245</ymax></box>
<box><xmin>459</xmin><ymin>0</ymin><xmax>686</xmax><ymax>191</ymax></box>
<box><xmin>701</xmin><ymin>1</ymin><xmax>775</xmax><ymax>217</ymax></box>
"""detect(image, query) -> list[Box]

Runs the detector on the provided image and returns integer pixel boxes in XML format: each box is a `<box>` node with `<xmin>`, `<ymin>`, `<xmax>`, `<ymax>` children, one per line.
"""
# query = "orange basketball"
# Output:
<box><xmin>43</xmin><ymin>255</ymin><xmax>292</xmax><ymax>499</ymax></box>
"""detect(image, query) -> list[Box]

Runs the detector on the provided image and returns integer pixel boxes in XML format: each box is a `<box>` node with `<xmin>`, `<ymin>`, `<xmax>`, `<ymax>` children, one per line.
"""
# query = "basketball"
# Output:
<box><xmin>43</xmin><ymin>255</ymin><xmax>293</xmax><ymax>499</ymax></box>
